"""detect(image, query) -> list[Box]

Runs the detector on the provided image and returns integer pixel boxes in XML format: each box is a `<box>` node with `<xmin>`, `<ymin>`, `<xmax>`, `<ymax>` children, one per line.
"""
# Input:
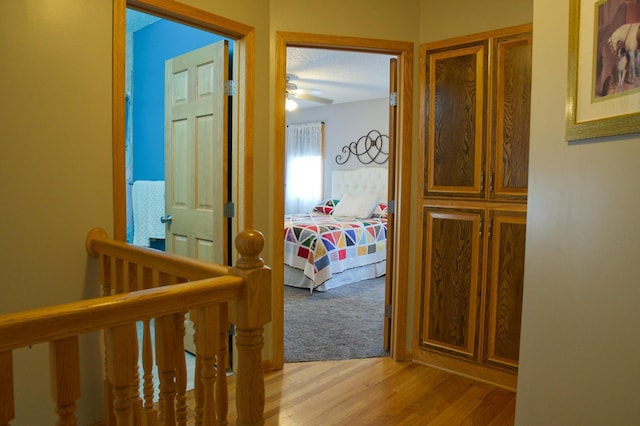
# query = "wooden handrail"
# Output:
<box><xmin>86</xmin><ymin>227</ymin><xmax>231</xmax><ymax>280</ymax></box>
<box><xmin>0</xmin><ymin>276</ymin><xmax>243</xmax><ymax>352</ymax></box>
<box><xmin>0</xmin><ymin>228</ymin><xmax>272</xmax><ymax>426</ymax></box>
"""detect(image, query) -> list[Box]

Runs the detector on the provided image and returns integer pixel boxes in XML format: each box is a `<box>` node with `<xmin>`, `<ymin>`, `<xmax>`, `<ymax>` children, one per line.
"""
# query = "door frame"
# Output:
<box><xmin>274</xmin><ymin>32</ymin><xmax>413</xmax><ymax>368</ymax></box>
<box><xmin>113</xmin><ymin>0</ymin><xmax>255</xmax><ymax>243</ymax></box>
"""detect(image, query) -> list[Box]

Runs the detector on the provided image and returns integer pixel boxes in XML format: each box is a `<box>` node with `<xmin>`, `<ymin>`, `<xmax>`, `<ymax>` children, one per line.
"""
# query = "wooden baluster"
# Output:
<box><xmin>175</xmin><ymin>311</ymin><xmax>188</xmax><ymax>426</ymax></box>
<box><xmin>141</xmin><ymin>319</ymin><xmax>158</xmax><ymax>425</ymax></box>
<box><xmin>143</xmin><ymin>266</ymin><xmax>154</xmax><ymax>290</ymax></box>
<box><xmin>0</xmin><ymin>350</ymin><xmax>15</xmax><ymax>425</ymax></box>
<box><xmin>100</xmin><ymin>253</ymin><xmax>112</xmax><ymax>295</ymax></box>
<box><xmin>229</xmin><ymin>230</ymin><xmax>271</xmax><ymax>426</ymax></box>
<box><xmin>129</xmin><ymin>325</ymin><xmax>142</xmax><ymax>426</ymax></box>
<box><xmin>113</xmin><ymin>258</ymin><xmax>123</xmax><ymax>294</ymax></box>
<box><xmin>138</xmin><ymin>263</ymin><xmax>157</xmax><ymax>423</ymax></box>
<box><xmin>193</xmin><ymin>309</ymin><xmax>204</xmax><ymax>426</ymax></box>
<box><xmin>128</xmin><ymin>261</ymin><xmax>138</xmax><ymax>291</ymax></box>
<box><xmin>215</xmin><ymin>304</ymin><xmax>229</xmax><ymax>425</ymax></box>
<box><xmin>101</xmin><ymin>253</ymin><xmax>115</xmax><ymax>426</ymax></box>
<box><xmin>196</xmin><ymin>305</ymin><xmax>216</xmax><ymax>425</ymax></box>
<box><xmin>127</xmin><ymin>263</ymin><xmax>142</xmax><ymax>425</ymax></box>
<box><xmin>122</xmin><ymin>259</ymin><xmax>130</xmax><ymax>292</ymax></box>
<box><xmin>49</xmin><ymin>336</ymin><xmax>81</xmax><ymax>425</ymax></box>
<box><xmin>155</xmin><ymin>314</ymin><xmax>177</xmax><ymax>426</ymax></box>
<box><xmin>105</xmin><ymin>323</ymin><xmax>138</xmax><ymax>426</ymax></box>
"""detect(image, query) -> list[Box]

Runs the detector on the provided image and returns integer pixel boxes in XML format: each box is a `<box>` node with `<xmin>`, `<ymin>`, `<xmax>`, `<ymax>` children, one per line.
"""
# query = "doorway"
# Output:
<box><xmin>113</xmin><ymin>0</ymin><xmax>253</xmax><ymax>245</ymax></box>
<box><xmin>283</xmin><ymin>47</ymin><xmax>392</xmax><ymax>362</ymax></box>
<box><xmin>113</xmin><ymin>0</ymin><xmax>254</xmax><ymax>372</ymax></box>
<box><xmin>273</xmin><ymin>32</ymin><xmax>414</xmax><ymax>368</ymax></box>
<box><xmin>125</xmin><ymin>9</ymin><xmax>231</xmax><ymax>260</ymax></box>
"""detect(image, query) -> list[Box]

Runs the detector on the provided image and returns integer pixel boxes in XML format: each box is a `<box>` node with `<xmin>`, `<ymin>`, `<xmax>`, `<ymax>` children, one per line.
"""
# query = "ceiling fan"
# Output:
<box><xmin>285</xmin><ymin>74</ymin><xmax>334</xmax><ymax>110</ymax></box>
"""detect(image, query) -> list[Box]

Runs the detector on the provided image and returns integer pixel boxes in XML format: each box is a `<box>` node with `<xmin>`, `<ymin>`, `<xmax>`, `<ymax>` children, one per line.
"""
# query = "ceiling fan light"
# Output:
<box><xmin>285</xmin><ymin>97</ymin><xmax>298</xmax><ymax>111</ymax></box>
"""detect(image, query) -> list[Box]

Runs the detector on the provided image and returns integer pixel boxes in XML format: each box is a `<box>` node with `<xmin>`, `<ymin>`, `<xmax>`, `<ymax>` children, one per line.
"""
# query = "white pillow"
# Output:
<box><xmin>332</xmin><ymin>193</ymin><xmax>380</xmax><ymax>219</ymax></box>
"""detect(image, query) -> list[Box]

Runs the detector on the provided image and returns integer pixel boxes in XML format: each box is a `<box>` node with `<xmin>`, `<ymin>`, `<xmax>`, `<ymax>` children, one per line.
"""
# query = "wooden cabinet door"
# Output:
<box><xmin>490</xmin><ymin>32</ymin><xmax>532</xmax><ymax>201</ymax></box>
<box><xmin>419</xmin><ymin>206</ymin><xmax>484</xmax><ymax>359</ymax></box>
<box><xmin>484</xmin><ymin>210</ymin><xmax>526</xmax><ymax>370</ymax></box>
<box><xmin>423</xmin><ymin>40</ymin><xmax>488</xmax><ymax>199</ymax></box>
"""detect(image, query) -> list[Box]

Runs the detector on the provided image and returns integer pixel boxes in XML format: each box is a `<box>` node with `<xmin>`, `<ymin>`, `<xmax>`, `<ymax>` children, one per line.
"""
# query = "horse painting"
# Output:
<box><xmin>607</xmin><ymin>23</ymin><xmax>640</xmax><ymax>82</ymax></box>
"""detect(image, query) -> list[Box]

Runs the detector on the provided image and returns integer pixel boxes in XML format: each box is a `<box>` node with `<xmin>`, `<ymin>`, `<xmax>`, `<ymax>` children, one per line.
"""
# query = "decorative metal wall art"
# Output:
<box><xmin>335</xmin><ymin>129</ymin><xmax>389</xmax><ymax>165</ymax></box>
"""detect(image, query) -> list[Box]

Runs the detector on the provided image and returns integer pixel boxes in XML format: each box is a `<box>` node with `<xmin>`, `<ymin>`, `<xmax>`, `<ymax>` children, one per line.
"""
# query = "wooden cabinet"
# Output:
<box><xmin>484</xmin><ymin>210</ymin><xmax>526</xmax><ymax>369</ymax></box>
<box><xmin>417</xmin><ymin>24</ymin><xmax>531</xmax><ymax>388</ymax></box>
<box><xmin>419</xmin><ymin>206</ymin><xmax>526</xmax><ymax>371</ymax></box>
<box><xmin>423</xmin><ymin>27</ymin><xmax>532</xmax><ymax>202</ymax></box>
<box><xmin>420</xmin><ymin>207</ymin><xmax>484</xmax><ymax>360</ymax></box>
<box><xmin>424</xmin><ymin>40</ymin><xmax>487</xmax><ymax>199</ymax></box>
<box><xmin>491</xmin><ymin>33</ymin><xmax>532</xmax><ymax>201</ymax></box>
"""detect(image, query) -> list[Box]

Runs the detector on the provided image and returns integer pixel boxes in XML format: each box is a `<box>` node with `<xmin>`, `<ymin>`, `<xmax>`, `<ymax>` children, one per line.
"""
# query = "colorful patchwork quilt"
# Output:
<box><xmin>284</xmin><ymin>212</ymin><xmax>387</xmax><ymax>290</ymax></box>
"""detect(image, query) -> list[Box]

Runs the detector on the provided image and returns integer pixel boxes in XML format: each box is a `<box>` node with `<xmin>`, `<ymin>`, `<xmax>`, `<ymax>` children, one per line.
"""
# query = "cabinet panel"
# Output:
<box><xmin>420</xmin><ymin>207</ymin><xmax>484</xmax><ymax>359</ymax></box>
<box><xmin>424</xmin><ymin>41</ymin><xmax>487</xmax><ymax>198</ymax></box>
<box><xmin>492</xmin><ymin>33</ymin><xmax>532</xmax><ymax>200</ymax></box>
<box><xmin>484</xmin><ymin>210</ymin><xmax>526</xmax><ymax>369</ymax></box>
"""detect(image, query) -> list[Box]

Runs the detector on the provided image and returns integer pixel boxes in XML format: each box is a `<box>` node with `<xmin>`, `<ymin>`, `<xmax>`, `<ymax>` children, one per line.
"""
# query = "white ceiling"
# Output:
<box><xmin>126</xmin><ymin>9</ymin><xmax>160</xmax><ymax>33</ymax></box>
<box><xmin>286</xmin><ymin>47</ymin><xmax>393</xmax><ymax>109</ymax></box>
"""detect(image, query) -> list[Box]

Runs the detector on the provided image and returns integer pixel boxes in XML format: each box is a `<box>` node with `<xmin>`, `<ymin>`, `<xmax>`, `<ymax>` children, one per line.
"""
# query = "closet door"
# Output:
<box><xmin>419</xmin><ymin>206</ymin><xmax>484</xmax><ymax>360</ymax></box>
<box><xmin>423</xmin><ymin>40</ymin><xmax>488</xmax><ymax>199</ymax></box>
<box><xmin>490</xmin><ymin>32</ymin><xmax>532</xmax><ymax>201</ymax></box>
<box><xmin>484</xmin><ymin>210</ymin><xmax>526</xmax><ymax>370</ymax></box>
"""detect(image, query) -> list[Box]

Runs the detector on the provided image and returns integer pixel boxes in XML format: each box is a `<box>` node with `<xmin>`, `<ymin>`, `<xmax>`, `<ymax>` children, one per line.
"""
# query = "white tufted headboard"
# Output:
<box><xmin>331</xmin><ymin>167</ymin><xmax>388</xmax><ymax>203</ymax></box>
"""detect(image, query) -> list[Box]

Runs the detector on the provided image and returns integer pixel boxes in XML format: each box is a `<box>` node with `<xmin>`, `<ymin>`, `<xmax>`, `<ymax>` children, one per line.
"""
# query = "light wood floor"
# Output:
<box><xmin>217</xmin><ymin>357</ymin><xmax>516</xmax><ymax>425</ymax></box>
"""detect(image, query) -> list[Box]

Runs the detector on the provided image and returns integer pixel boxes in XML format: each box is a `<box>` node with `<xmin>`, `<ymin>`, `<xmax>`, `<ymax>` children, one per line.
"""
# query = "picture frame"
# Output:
<box><xmin>566</xmin><ymin>0</ymin><xmax>640</xmax><ymax>141</ymax></box>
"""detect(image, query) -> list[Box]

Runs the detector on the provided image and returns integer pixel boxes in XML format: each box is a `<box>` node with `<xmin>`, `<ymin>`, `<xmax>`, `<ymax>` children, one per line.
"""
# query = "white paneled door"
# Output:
<box><xmin>164</xmin><ymin>40</ymin><xmax>229</xmax><ymax>265</ymax></box>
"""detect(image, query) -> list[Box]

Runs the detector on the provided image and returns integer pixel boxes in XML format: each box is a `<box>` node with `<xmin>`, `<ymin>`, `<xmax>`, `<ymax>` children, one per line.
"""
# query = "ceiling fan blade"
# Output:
<box><xmin>295</xmin><ymin>93</ymin><xmax>334</xmax><ymax>105</ymax></box>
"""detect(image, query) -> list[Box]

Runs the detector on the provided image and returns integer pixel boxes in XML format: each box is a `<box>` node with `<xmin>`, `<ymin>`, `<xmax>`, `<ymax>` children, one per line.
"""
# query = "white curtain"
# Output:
<box><xmin>285</xmin><ymin>122</ymin><xmax>324</xmax><ymax>214</ymax></box>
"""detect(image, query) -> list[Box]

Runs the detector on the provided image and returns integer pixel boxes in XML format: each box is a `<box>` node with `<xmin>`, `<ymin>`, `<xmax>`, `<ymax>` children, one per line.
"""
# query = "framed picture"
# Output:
<box><xmin>566</xmin><ymin>0</ymin><xmax>640</xmax><ymax>141</ymax></box>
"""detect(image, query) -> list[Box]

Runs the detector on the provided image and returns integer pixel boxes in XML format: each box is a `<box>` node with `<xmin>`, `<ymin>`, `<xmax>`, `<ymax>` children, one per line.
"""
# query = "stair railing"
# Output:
<box><xmin>0</xmin><ymin>228</ymin><xmax>271</xmax><ymax>426</ymax></box>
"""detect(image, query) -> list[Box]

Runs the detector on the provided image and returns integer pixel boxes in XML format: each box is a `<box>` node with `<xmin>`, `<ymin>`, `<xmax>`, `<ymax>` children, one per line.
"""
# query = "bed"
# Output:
<box><xmin>284</xmin><ymin>167</ymin><xmax>389</xmax><ymax>292</ymax></box>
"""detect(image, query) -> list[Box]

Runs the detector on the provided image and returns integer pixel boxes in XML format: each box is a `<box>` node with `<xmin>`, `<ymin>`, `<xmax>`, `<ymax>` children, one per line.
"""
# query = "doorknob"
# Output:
<box><xmin>160</xmin><ymin>215</ymin><xmax>172</xmax><ymax>225</ymax></box>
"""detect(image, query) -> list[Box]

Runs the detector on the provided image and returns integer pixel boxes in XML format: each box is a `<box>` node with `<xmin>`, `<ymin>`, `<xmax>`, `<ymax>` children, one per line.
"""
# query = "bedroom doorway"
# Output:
<box><xmin>275</xmin><ymin>33</ymin><xmax>413</xmax><ymax>367</ymax></box>
<box><xmin>283</xmin><ymin>49</ymin><xmax>392</xmax><ymax>363</ymax></box>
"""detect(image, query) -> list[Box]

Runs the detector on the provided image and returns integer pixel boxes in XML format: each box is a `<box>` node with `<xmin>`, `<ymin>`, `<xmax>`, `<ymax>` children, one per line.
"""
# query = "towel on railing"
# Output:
<box><xmin>132</xmin><ymin>180</ymin><xmax>165</xmax><ymax>246</ymax></box>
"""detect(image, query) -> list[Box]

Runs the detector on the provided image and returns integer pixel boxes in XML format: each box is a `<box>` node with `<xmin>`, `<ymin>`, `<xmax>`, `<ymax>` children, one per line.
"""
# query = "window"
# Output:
<box><xmin>284</xmin><ymin>122</ymin><xmax>324</xmax><ymax>214</ymax></box>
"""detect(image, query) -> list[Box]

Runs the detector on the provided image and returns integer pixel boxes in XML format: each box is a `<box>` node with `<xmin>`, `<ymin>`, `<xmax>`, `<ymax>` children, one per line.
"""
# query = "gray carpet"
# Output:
<box><xmin>284</xmin><ymin>276</ymin><xmax>389</xmax><ymax>362</ymax></box>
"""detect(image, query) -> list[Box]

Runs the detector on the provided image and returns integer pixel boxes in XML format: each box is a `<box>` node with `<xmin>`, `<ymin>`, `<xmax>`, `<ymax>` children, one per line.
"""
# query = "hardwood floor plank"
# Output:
<box><xmin>202</xmin><ymin>357</ymin><xmax>516</xmax><ymax>425</ymax></box>
<box><xmin>466</xmin><ymin>388</ymin><xmax>517</xmax><ymax>425</ymax></box>
<box><xmin>428</xmin><ymin>384</ymin><xmax>493</xmax><ymax>425</ymax></box>
<box><xmin>345</xmin><ymin>364</ymin><xmax>451</xmax><ymax>424</ymax></box>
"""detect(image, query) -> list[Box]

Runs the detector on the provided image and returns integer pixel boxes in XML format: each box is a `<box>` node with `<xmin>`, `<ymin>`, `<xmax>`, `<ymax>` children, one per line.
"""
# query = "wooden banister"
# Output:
<box><xmin>0</xmin><ymin>228</ymin><xmax>272</xmax><ymax>425</ymax></box>
<box><xmin>0</xmin><ymin>277</ymin><xmax>243</xmax><ymax>352</ymax></box>
<box><xmin>86</xmin><ymin>228</ymin><xmax>230</xmax><ymax>280</ymax></box>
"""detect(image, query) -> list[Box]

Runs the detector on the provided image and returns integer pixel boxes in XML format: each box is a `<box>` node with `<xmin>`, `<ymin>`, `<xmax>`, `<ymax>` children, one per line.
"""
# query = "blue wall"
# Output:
<box><xmin>132</xmin><ymin>20</ymin><xmax>225</xmax><ymax>181</ymax></box>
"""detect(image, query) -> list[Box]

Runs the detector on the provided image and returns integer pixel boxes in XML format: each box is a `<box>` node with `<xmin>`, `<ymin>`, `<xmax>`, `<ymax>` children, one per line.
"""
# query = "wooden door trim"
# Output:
<box><xmin>112</xmin><ymin>0</ymin><xmax>255</xmax><ymax>242</ymax></box>
<box><xmin>274</xmin><ymin>31</ymin><xmax>413</xmax><ymax>368</ymax></box>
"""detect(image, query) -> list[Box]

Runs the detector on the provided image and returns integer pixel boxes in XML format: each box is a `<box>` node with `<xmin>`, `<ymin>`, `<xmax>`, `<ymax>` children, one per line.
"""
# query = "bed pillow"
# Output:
<box><xmin>372</xmin><ymin>202</ymin><xmax>388</xmax><ymax>218</ymax></box>
<box><xmin>332</xmin><ymin>193</ymin><xmax>380</xmax><ymax>219</ymax></box>
<box><xmin>313</xmin><ymin>199</ymin><xmax>340</xmax><ymax>214</ymax></box>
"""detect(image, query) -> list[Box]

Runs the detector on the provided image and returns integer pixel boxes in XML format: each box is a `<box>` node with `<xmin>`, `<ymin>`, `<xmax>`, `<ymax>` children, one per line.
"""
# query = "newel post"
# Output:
<box><xmin>229</xmin><ymin>230</ymin><xmax>272</xmax><ymax>426</ymax></box>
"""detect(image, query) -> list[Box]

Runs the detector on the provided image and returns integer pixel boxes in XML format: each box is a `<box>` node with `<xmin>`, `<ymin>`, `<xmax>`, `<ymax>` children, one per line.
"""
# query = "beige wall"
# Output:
<box><xmin>0</xmin><ymin>1</ymin><xmax>113</xmax><ymax>423</ymax></box>
<box><xmin>0</xmin><ymin>1</ymin><xmax>270</xmax><ymax>424</ymax></box>
<box><xmin>420</xmin><ymin>0</ymin><xmax>533</xmax><ymax>42</ymax></box>
<box><xmin>0</xmin><ymin>0</ymin><xmax>420</xmax><ymax>423</ymax></box>
<box><xmin>3</xmin><ymin>0</ymin><xmax>637</xmax><ymax>424</ymax></box>
<box><xmin>516</xmin><ymin>0</ymin><xmax>640</xmax><ymax>423</ymax></box>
